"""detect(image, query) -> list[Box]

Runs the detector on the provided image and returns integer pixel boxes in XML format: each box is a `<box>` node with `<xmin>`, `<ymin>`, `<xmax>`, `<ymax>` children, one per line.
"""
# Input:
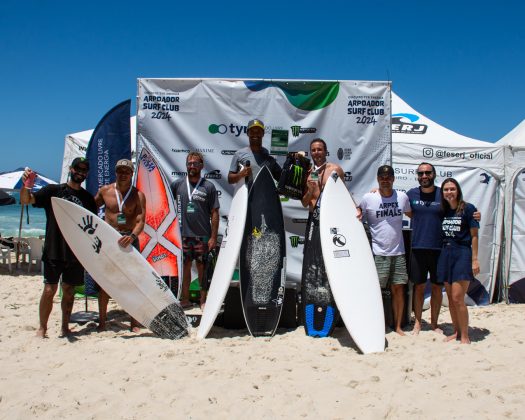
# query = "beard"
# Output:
<box><xmin>419</xmin><ymin>177</ymin><xmax>434</xmax><ymax>188</ymax></box>
<box><xmin>188</xmin><ymin>168</ymin><xmax>200</xmax><ymax>177</ymax></box>
<box><xmin>70</xmin><ymin>171</ymin><xmax>86</xmax><ymax>184</ymax></box>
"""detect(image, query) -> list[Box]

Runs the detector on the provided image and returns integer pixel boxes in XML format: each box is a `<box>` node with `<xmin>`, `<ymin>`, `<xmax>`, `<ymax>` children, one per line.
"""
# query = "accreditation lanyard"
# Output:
<box><xmin>312</xmin><ymin>162</ymin><xmax>326</xmax><ymax>189</ymax></box>
<box><xmin>186</xmin><ymin>176</ymin><xmax>203</xmax><ymax>213</ymax></box>
<box><xmin>115</xmin><ymin>185</ymin><xmax>132</xmax><ymax>225</ymax></box>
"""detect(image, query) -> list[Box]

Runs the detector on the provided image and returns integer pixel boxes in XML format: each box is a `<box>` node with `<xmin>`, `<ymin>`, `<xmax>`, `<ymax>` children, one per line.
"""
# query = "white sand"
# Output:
<box><xmin>1</xmin><ymin>270</ymin><xmax>524</xmax><ymax>419</ymax></box>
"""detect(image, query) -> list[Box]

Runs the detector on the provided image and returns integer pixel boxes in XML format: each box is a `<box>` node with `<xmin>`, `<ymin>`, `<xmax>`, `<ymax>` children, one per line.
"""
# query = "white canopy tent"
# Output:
<box><xmin>61</xmin><ymin>117</ymin><xmax>137</xmax><ymax>183</ymax></box>
<box><xmin>391</xmin><ymin>92</ymin><xmax>505</xmax><ymax>304</ymax></box>
<box><xmin>497</xmin><ymin>120</ymin><xmax>525</xmax><ymax>303</ymax></box>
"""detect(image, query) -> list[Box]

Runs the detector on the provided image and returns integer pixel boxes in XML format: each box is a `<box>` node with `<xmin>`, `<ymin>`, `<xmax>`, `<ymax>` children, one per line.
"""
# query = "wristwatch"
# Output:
<box><xmin>130</xmin><ymin>233</ymin><xmax>138</xmax><ymax>241</ymax></box>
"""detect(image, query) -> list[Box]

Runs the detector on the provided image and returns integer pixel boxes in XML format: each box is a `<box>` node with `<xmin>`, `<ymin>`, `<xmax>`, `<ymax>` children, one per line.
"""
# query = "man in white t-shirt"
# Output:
<box><xmin>359</xmin><ymin>165</ymin><xmax>412</xmax><ymax>335</ymax></box>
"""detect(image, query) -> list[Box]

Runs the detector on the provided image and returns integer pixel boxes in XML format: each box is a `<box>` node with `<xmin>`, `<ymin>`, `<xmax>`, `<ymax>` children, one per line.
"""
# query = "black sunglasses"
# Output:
<box><xmin>417</xmin><ymin>171</ymin><xmax>433</xmax><ymax>176</ymax></box>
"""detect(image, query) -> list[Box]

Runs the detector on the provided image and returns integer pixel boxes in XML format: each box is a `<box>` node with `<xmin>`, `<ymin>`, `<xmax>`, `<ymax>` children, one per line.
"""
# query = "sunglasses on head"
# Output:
<box><xmin>417</xmin><ymin>171</ymin><xmax>433</xmax><ymax>176</ymax></box>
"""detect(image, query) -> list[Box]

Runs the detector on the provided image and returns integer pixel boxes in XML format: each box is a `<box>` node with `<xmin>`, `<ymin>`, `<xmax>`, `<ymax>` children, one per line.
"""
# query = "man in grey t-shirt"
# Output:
<box><xmin>227</xmin><ymin>119</ymin><xmax>282</xmax><ymax>184</ymax></box>
<box><xmin>171</xmin><ymin>152</ymin><xmax>220</xmax><ymax>309</ymax></box>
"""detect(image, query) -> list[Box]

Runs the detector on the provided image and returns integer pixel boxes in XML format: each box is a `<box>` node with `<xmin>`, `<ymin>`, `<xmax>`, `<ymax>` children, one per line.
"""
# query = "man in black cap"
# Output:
<box><xmin>358</xmin><ymin>165</ymin><xmax>412</xmax><ymax>335</ymax></box>
<box><xmin>228</xmin><ymin>119</ymin><xmax>282</xmax><ymax>184</ymax></box>
<box><xmin>21</xmin><ymin>158</ymin><xmax>97</xmax><ymax>338</ymax></box>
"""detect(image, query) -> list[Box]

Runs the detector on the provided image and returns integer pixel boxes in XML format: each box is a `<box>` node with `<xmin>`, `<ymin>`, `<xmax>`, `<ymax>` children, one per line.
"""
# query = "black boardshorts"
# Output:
<box><xmin>43</xmin><ymin>259</ymin><xmax>85</xmax><ymax>286</ymax></box>
<box><xmin>409</xmin><ymin>249</ymin><xmax>442</xmax><ymax>285</ymax></box>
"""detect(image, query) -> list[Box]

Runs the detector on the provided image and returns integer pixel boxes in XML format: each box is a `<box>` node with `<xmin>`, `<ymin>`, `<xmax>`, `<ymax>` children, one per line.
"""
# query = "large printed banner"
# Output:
<box><xmin>137</xmin><ymin>79</ymin><xmax>391</xmax><ymax>285</ymax></box>
<box><xmin>85</xmin><ymin>99</ymin><xmax>132</xmax><ymax>195</ymax></box>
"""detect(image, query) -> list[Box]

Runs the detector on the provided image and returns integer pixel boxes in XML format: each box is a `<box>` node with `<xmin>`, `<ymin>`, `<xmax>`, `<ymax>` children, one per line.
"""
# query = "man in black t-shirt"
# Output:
<box><xmin>21</xmin><ymin>158</ymin><xmax>97</xmax><ymax>338</ymax></box>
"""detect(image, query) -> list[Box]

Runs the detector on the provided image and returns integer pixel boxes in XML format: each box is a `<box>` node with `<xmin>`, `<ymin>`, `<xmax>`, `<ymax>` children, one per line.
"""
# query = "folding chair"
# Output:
<box><xmin>0</xmin><ymin>246</ymin><xmax>13</xmax><ymax>273</ymax></box>
<box><xmin>26</xmin><ymin>237</ymin><xmax>44</xmax><ymax>273</ymax></box>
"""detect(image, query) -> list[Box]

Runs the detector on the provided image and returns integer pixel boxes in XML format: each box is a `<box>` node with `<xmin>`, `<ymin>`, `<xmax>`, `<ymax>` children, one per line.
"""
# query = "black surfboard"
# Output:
<box><xmin>240</xmin><ymin>166</ymin><xmax>286</xmax><ymax>337</ymax></box>
<box><xmin>301</xmin><ymin>195</ymin><xmax>339</xmax><ymax>337</ymax></box>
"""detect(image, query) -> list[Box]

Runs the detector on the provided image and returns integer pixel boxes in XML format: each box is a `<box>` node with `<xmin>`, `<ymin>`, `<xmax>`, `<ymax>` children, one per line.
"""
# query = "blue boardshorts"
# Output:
<box><xmin>437</xmin><ymin>242</ymin><xmax>474</xmax><ymax>284</ymax></box>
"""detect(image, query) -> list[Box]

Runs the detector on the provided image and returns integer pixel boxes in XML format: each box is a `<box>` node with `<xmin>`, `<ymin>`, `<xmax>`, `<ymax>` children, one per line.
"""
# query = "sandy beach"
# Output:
<box><xmin>1</xmin><ymin>269</ymin><xmax>524</xmax><ymax>419</ymax></box>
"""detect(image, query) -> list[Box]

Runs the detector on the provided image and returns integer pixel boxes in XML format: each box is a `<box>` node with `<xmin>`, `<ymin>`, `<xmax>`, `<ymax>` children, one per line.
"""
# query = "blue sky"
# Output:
<box><xmin>1</xmin><ymin>0</ymin><xmax>524</xmax><ymax>181</ymax></box>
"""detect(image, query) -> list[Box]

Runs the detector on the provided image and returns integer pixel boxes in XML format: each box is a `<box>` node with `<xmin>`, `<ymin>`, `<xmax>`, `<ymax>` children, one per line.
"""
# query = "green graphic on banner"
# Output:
<box><xmin>271</xmin><ymin>129</ymin><xmax>289</xmax><ymax>156</ymax></box>
<box><xmin>245</xmin><ymin>81</ymin><xmax>339</xmax><ymax>111</ymax></box>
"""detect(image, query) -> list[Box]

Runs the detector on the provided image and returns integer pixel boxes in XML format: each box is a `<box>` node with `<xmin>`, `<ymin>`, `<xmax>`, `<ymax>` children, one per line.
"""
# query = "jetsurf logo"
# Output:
<box><xmin>289</xmin><ymin>236</ymin><xmax>305</xmax><ymax>248</ymax></box>
<box><xmin>392</xmin><ymin>113</ymin><xmax>428</xmax><ymax>135</ymax></box>
<box><xmin>290</xmin><ymin>125</ymin><xmax>317</xmax><ymax>137</ymax></box>
<box><xmin>204</xmin><ymin>170</ymin><xmax>222</xmax><ymax>180</ymax></box>
<box><xmin>172</xmin><ymin>148</ymin><xmax>190</xmax><ymax>153</ymax></box>
<box><xmin>337</xmin><ymin>148</ymin><xmax>352</xmax><ymax>160</ymax></box>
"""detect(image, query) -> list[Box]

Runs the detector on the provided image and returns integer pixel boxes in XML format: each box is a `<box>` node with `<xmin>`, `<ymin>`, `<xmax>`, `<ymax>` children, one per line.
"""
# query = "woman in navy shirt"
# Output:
<box><xmin>437</xmin><ymin>178</ymin><xmax>480</xmax><ymax>344</ymax></box>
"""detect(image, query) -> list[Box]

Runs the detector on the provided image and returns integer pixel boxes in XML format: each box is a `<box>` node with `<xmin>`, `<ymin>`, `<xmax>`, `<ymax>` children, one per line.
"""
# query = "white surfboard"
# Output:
<box><xmin>51</xmin><ymin>197</ymin><xmax>189</xmax><ymax>339</ymax></box>
<box><xmin>319</xmin><ymin>173</ymin><xmax>385</xmax><ymax>353</ymax></box>
<box><xmin>197</xmin><ymin>179</ymin><xmax>248</xmax><ymax>338</ymax></box>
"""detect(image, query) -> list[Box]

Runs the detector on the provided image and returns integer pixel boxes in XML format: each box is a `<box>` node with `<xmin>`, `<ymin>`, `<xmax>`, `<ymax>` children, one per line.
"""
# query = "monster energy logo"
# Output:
<box><xmin>289</xmin><ymin>236</ymin><xmax>305</xmax><ymax>248</ymax></box>
<box><xmin>290</xmin><ymin>125</ymin><xmax>317</xmax><ymax>137</ymax></box>
<box><xmin>291</xmin><ymin>165</ymin><xmax>303</xmax><ymax>187</ymax></box>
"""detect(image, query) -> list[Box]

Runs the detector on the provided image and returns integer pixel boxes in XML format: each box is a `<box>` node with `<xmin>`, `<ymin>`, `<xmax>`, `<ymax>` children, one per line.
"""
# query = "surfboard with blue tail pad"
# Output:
<box><xmin>301</xmin><ymin>195</ymin><xmax>339</xmax><ymax>337</ymax></box>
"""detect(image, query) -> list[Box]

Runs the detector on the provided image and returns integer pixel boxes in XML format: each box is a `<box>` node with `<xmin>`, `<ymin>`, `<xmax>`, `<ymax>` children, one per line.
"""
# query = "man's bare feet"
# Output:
<box><xmin>130</xmin><ymin>318</ymin><xmax>142</xmax><ymax>333</ymax></box>
<box><xmin>97</xmin><ymin>323</ymin><xmax>107</xmax><ymax>332</ymax></box>
<box><xmin>180</xmin><ymin>300</ymin><xmax>192</xmax><ymax>309</ymax></box>
<box><xmin>59</xmin><ymin>328</ymin><xmax>72</xmax><ymax>338</ymax></box>
<box><xmin>432</xmin><ymin>326</ymin><xmax>444</xmax><ymax>334</ymax></box>
<box><xmin>444</xmin><ymin>332</ymin><xmax>457</xmax><ymax>342</ymax></box>
<box><xmin>460</xmin><ymin>338</ymin><xmax>471</xmax><ymax>344</ymax></box>
<box><xmin>395</xmin><ymin>328</ymin><xmax>406</xmax><ymax>336</ymax></box>
<box><xmin>411</xmin><ymin>323</ymin><xmax>421</xmax><ymax>336</ymax></box>
<box><xmin>36</xmin><ymin>328</ymin><xmax>47</xmax><ymax>338</ymax></box>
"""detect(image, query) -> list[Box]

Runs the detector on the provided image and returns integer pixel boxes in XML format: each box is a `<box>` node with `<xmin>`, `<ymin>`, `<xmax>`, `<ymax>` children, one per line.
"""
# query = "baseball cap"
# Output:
<box><xmin>71</xmin><ymin>157</ymin><xmax>89</xmax><ymax>170</ymax></box>
<box><xmin>247</xmin><ymin>119</ymin><xmax>265</xmax><ymax>131</ymax></box>
<box><xmin>377</xmin><ymin>165</ymin><xmax>394</xmax><ymax>177</ymax></box>
<box><xmin>115</xmin><ymin>158</ymin><xmax>134</xmax><ymax>172</ymax></box>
